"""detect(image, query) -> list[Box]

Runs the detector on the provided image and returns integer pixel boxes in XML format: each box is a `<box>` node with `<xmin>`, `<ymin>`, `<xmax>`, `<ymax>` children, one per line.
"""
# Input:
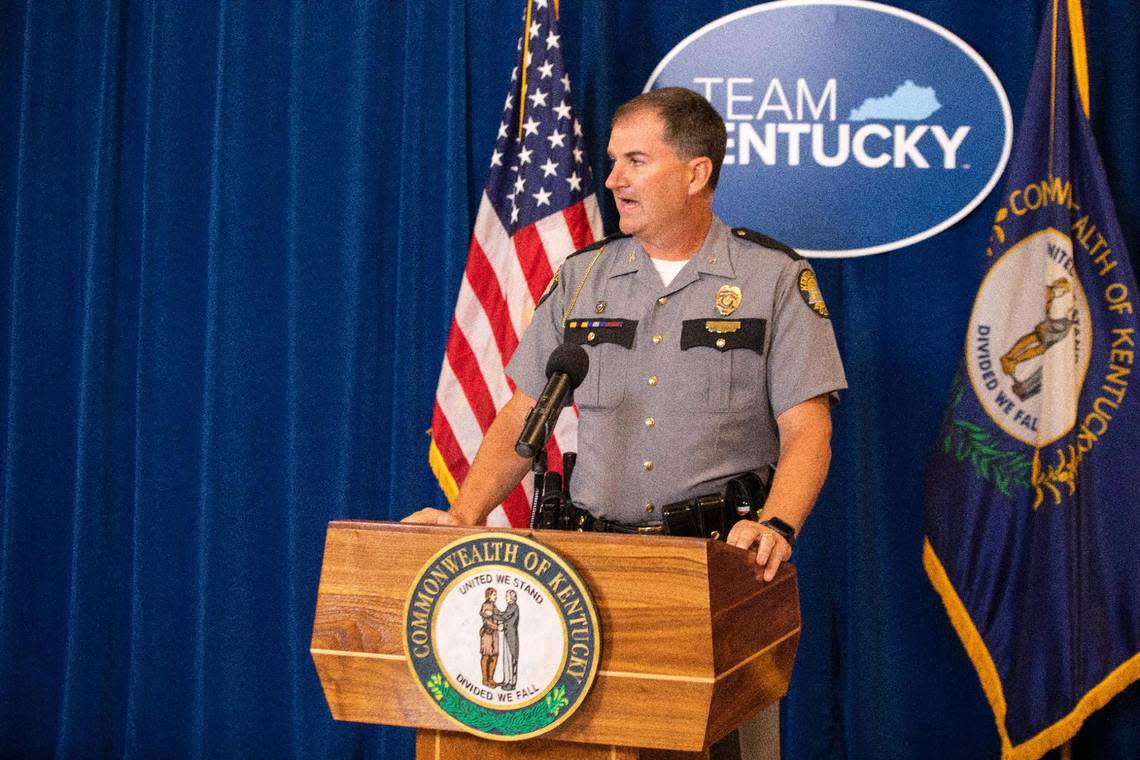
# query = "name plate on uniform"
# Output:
<box><xmin>403</xmin><ymin>533</ymin><xmax>601</xmax><ymax>740</ymax></box>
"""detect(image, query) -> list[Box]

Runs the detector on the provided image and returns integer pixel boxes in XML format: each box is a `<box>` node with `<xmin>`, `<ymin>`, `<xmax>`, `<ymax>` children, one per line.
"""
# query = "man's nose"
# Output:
<box><xmin>605</xmin><ymin>165</ymin><xmax>622</xmax><ymax>189</ymax></box>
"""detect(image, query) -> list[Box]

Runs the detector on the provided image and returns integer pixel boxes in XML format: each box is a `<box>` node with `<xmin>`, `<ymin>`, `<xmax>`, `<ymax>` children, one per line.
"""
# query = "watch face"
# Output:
<box><xmin>761</xmin><ymin>518</ymin><xmax>795</xmax><ymax>546</ymax></box>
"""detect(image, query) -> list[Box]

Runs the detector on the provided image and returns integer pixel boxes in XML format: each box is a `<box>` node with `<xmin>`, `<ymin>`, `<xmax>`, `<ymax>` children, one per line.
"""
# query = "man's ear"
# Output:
<box><xmin>689</xmin><ymin>156</ymin><xmax>713</xmax><ymax>195</ymax></box>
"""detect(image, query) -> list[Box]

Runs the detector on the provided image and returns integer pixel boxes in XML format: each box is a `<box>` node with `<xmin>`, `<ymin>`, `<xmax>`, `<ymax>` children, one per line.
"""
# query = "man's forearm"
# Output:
<box><xmin>450</xmin><ymin>390</ymin><xmax>536</xmax><ymax>525</ymax></box>
<box><xmin>764</xmin><ymin>395</ymin><xmax>833</xmax><ymax>532</ymax></box>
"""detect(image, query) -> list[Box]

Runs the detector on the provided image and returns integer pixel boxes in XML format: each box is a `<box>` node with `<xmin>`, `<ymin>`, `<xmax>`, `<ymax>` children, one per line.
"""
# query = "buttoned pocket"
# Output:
<box><xmin>564</xmin><ymin>318</ymin><xmax>636</xmax><ymax>408</ymax></box>
<box><xmin>680</xmin><ymin>319</ymin><xmax>766</xmax><ymax>411</ymax></box>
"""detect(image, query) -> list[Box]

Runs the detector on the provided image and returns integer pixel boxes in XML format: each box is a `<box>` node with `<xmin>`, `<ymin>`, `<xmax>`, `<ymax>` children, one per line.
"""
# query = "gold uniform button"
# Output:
<box><xmin>648</xmin><ymin>375</ymin><xmax>658</xmax><ymax>386</ymax></box>
<box><xmin>645</xmin><ymin>502</ymin><xmax>655</xmax><ymax>513</ymax></box>
<box><xmin>716</xmin><ymin>337</ymin><xmax>726</xmax><ymax>348</ymax></box>
<box><xmin>652</xmin><ymin>335</ymin><xmax>662</xmax><ymax>344</ymax></box>
<box><xmin>643</xmin><ymin>460</ymin><xmax>654</xmax><ymax>471</ymax></box>
<box><xmin>587</xmin><ymin>331</ymin><xmax>596</xmax><ymax>341</ymax></box>
<box><xmin>645</xmin><ymin>417</ymin><xmax>655</xmax><ymax>427</ymax></box>
<box><xmin>657</xmin><ymin>296</ymin><xmax>668</xmax><ymax>305</ymax></box>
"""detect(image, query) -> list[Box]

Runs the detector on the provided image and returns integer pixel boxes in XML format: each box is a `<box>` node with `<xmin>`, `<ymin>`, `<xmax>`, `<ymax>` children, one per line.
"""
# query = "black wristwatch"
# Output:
<box><xmin>759</xmin><ymin>517</ymin><xmax>797</xmax><ymax>549</ymax></box>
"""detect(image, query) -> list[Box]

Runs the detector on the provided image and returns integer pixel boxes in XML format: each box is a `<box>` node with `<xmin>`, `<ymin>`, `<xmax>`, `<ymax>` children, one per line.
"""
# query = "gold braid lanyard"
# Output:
<box><xmin>562</xmin><ymin>245</ymin><xmax>606</xmax><ymax>322</ymax></box>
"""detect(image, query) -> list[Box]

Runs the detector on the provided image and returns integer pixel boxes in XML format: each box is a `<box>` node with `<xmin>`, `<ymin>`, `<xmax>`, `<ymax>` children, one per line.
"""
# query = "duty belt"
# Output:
<box><xmin>563</xmin><ymin>471</ymin><xmax>770</xmax><ymax>541</ymax></box>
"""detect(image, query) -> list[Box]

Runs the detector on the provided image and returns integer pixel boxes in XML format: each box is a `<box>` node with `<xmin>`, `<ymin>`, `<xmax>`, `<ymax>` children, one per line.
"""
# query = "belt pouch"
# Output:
<box><xmin>696</xmin><ymin>495</ymin><xmax>728</xmax><ymax>539</ymax></box>
<box><xmin>662</xmin><ymin>500</ymin><xmax>700</xmax><ymax>537</ymax></box>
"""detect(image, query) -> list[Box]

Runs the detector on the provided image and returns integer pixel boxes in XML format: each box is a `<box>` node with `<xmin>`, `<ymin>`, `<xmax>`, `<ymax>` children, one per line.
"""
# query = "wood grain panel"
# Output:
<box><xmin>704</xmin><ymin>634</ymin><xmax>799</xmax><ymax>746</ymax></box>
<box><xmin>313</xmin><ymin>523</ymin><xmax>718</xmax><ymax>677</ymax></box>
<box><xmin>311</xmin><ymin>520</ymin><xmax>800</xmax><ymax>753</ymax></box>
<box><xmin>708</xmin><ymin>572</ymin><xmax>799</xmax><ymax>674</ymax></box>
<box><xmin>416</xmin><ymin>730</ymin><xmax>642</xmax><ymax>760</ymax></box>
<box><xmin>414</xmin><ymin>730</ymin><xmax>721</xmax><ymax>760</ymax></box>
<box><xmin>311</xmin><ymin>651</ymin><xmax>449</xmax><ymax>729</ymax></box>
<box><xmin>312</xmin><ymin>650</ymin><xmax>712</xmax><ymax>750</ymax></box>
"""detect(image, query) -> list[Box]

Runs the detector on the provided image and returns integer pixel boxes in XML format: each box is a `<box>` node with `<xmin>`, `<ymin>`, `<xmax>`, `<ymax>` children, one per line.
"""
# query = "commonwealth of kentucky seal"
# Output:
<box><xmin>403</xmin><ymin>533</ymin><xmax>601</xmax><ymax>740</ymax></box>
<box><xmin>967</xmin><ymin>228</ymin><xmax>1092</xmax><ymax>448</ymax></box>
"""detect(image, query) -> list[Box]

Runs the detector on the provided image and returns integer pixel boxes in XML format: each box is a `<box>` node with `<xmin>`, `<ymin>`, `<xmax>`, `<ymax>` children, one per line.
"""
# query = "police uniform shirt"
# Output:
<box><xmin>506</xmin><ymin>216</ymin><xmax>847</xmax><ymax>525</ymax></box>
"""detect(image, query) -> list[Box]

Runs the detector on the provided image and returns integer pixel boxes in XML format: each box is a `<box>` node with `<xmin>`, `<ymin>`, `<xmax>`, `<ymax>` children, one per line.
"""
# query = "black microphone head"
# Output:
<box><xmin>545</xmin><ymin>343</ymin><xmax>590</xmax><ymax>388</ymax></box>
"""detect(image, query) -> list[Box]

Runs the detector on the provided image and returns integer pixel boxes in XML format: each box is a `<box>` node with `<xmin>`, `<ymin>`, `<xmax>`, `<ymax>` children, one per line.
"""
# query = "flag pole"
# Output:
<box><xmin>517</xmin><ymin>0</ymin><xmax>534</xmax><ymax>138</ymax></box>
<box><xmin>1066</xmin><ymin>0</ymin><xmax>1090</xmax><ymax>118</ymax></box>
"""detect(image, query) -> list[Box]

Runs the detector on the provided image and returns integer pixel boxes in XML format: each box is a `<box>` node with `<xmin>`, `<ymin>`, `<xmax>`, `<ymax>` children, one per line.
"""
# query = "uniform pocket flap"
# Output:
<box><xmin>564</xmin><ymin>318</ymin><xmax>637</xmax><ymax>348</ymax></box>
<box><xmin>680</xmin><ymin>318</ymin><xmax>766</xmax><ymax>353</ymax></box>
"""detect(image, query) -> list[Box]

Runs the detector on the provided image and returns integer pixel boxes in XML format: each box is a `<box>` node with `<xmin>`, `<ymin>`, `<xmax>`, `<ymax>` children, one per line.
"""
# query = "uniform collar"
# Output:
<box><xmin>693</xmin><ymin>218</ymin><xmax>735</xmax><ymax>279</ymax></box>
<box><xmin>607</xmin><ymin>216</ymin><xmax>737</xmax><ymax>282</ymax></box>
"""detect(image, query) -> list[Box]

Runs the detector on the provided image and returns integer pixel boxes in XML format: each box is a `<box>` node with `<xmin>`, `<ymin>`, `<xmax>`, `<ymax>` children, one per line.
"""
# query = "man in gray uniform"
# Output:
<box><xmin>407</xmin><ymin>87</ymin><xmax>846</xmax><ymax>583</ymax></box>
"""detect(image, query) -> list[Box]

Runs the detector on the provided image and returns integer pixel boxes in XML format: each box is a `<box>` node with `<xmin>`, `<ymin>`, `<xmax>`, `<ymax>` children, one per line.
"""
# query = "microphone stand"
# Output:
<box><xmin>527</xmin><ymin>421</ymin><xmax>550</xmax><ymax>529</ymax></box>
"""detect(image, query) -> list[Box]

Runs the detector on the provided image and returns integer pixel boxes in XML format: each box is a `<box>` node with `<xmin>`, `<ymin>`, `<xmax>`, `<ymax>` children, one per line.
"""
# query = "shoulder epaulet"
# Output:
<box><xmin>731</xmin><ymin>228</ymin><xmax>802</xmax><ymax>260</ymax></box>
<box><xmin>566</xmin><ymin>232</ymin><xmax>631</xmax><ymax>260</ymax></box>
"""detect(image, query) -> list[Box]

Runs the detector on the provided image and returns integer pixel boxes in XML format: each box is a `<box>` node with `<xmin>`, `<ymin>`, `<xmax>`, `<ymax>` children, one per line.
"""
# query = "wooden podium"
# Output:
<box><xmin>310</xmin><ymin>521</ymin><xmax>800</xmax><ymax>759</ymax></box>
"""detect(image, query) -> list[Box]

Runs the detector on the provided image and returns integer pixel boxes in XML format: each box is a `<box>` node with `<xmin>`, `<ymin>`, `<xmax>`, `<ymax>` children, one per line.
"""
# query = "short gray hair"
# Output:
<box><xmin>612</xmin><ymin>87</ymin><xmax>728</xmax><ymax>190</ymax></box>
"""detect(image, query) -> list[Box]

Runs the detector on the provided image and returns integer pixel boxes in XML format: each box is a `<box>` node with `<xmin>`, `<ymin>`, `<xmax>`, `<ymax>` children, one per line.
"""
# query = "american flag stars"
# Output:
<box><xmin>485</xmin><ymin>8</ymin><xmax>596</xmax><ymax>235</ymax></box>
<box><xmin>528</xmin><ymin>88</ymin><xmax>548</xmax><ymax>108</ymax></box>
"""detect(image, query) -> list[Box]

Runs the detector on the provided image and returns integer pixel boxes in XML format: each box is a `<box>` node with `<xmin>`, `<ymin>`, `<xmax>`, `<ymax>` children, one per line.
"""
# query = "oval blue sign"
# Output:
<box><xmin>646</xmin><ymin>0</ymin><xmax>1012</xmax><ymax>258</ymax></box>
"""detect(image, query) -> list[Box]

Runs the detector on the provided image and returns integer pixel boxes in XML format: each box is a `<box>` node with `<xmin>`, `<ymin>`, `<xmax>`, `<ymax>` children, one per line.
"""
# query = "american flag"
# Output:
<box><xmin>429</xmin><ymin>0</ymin><xmax>602</xmax><ymax>526</ymax></box>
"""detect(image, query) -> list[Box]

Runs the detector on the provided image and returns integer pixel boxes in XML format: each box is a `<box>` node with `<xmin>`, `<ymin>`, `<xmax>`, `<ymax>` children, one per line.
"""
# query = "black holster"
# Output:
<box><xmin>661</xmin><ymin>470</ymin><xmax>770</xmax><ymax>540</ymax></box>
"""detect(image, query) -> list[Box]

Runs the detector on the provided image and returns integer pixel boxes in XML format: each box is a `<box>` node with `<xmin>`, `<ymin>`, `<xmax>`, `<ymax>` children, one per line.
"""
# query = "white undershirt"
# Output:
<box><xmin>650</xmin><ymin>257</ymin><xmax>689</xmax><ymax>287</ymax></box>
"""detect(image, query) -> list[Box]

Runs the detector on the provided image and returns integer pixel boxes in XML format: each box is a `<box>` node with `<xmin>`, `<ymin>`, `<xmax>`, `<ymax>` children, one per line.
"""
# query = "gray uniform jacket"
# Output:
<box><xmin>505</xmin><ymin>216</ymin><xmax>847</xmax><ymax>526</ymax></box>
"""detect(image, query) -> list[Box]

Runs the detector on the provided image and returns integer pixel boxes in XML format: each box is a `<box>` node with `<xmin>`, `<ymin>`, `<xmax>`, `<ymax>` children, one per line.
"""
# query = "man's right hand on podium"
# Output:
<box><xmin>401</xmin><ymin>507</ymin><xmax>469</xmax><ymax>525</ymax></box>
<box><xmin>405</xmin><ymin>391</ymin><xmax>535</xmax><ymax>527</ymax></box>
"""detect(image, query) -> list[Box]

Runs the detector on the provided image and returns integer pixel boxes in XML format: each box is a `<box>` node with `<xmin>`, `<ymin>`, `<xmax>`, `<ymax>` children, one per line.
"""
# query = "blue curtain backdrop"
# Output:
<box><xmin>1</xmin><ymin>1</ymin><xmax>1137</xmax><ymax>758</ymax></box>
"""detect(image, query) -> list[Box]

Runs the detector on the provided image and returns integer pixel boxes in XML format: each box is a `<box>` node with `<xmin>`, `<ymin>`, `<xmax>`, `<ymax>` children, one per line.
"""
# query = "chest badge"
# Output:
<box><xmin>715</xmin><ymin>285</ymin><xmax>742</xmax><ymax>316</ymax></box>
<box><xmin>595</xmin><ymin>300</ymin><xmax>607</xmax><ymax>314</ymax></box>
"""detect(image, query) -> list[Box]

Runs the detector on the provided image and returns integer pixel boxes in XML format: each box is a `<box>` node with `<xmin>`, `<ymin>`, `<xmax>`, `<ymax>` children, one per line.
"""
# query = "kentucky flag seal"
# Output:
<box><xmin>924</xmin><ymin>1</ymin><xmax>1140</xmax><ymax>758</ymax></box>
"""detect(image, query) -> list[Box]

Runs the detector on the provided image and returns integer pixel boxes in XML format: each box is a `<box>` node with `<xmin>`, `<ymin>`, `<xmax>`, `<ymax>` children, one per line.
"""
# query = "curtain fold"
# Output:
<box><xmin>1</xmin><ymin>1</ymin><xmax>1137</xmax><ymax>757</ymax></box>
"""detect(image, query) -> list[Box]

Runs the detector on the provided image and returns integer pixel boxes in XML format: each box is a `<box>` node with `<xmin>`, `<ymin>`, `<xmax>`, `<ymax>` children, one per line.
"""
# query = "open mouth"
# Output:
<box><xmin>616</xmin><ymin>198</ymin><xmax>639</xmax><ymax>212</ymax></box>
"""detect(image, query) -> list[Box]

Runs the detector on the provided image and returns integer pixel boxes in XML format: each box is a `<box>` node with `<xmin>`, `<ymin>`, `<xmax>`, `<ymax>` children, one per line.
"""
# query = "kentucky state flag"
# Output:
<box><xmin>924</xmin><ymin>1</ymin><xmax>1140</xmax><ymax>757</ymax></box>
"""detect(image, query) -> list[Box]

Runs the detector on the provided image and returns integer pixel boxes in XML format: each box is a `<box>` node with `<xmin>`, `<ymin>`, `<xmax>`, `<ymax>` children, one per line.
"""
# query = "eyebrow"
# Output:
<box><xmin>607</xmin><ymin>150</ymin><xmax>649</xmax><ymax>160</ymax></box>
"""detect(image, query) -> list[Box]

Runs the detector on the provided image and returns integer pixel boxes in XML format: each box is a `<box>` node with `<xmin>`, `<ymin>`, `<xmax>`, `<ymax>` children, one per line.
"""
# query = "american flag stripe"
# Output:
<box><xmin>512</xmin><ymin>225</ymin><xmax>555</xmax><ymax>304</ymax></box>
<box><xmin>429</xmin><ymin>0</ymin><xmax>602</xmax><ymax>527</ymax></box>
<box><xmin>433</xmin><ymin>367</ymin><xmax>481</xmax><ymax>465</ymax></box>
<box><xmin>444</xmin><ymin>323</ymin><xmax>500</xmax><ymax>431</ymax></box>
<box><xmin>462</xmin><ymin>239</ymin><xmax>521</xmax><ymax>362</ymax></box>
<box><xmin>563</xmin><ymin>198</ymin><xmax>598</xmax><ymax>251</ymax></box>
<box><xmin>472</xmin><ymin>200</ymin><xmax>529</xmax><ymax>340</ymax></box>
<box><xmin>534</xmin><ymin>214</ymin><xmax>577</xmax><ymax>283</ymax></box>
<box><xmin>451</xmin><ymin>286</ymin><xmax>515</xmax><ymax>406</ymax></box>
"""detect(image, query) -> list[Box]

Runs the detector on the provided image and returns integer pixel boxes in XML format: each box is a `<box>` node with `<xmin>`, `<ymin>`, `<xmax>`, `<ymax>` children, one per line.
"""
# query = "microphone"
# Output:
<box><xmin>515</xmin><ymin>343</ymin><xmax>589</xmax><ymax>459</ymax></box>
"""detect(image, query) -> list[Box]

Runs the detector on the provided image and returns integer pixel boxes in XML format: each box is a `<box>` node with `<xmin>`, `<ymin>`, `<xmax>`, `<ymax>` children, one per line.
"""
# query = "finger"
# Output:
<box><xmin>727</xmin><ymin>522</ymin><xmax>758</xmax><ymax>550</ymax></box>
<box><xmin>763</xmin><ymin>552</ymin><xmax>782</xmax><ymax>582</ymax></box>
<box><xmin>402</xmin><ymin>508</ymin><xmax>454</xmax><ymax>525</ymax></box>
<box><xmin>754</xmin><ymin>531</ymin><xmax>776</xmax><ymax>566</ymax></box>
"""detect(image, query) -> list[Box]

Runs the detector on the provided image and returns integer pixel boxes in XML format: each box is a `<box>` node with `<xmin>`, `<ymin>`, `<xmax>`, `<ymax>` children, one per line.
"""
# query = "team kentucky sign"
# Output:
<box><xmin>647</xmin><ymin>0</ymin><xmax>1012</xmax><ymax>257</ymax></box>
<box><xmin>403</xmin><ymin>533</ymin><xmax>601</xmax><ymax>740</ymax></box>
